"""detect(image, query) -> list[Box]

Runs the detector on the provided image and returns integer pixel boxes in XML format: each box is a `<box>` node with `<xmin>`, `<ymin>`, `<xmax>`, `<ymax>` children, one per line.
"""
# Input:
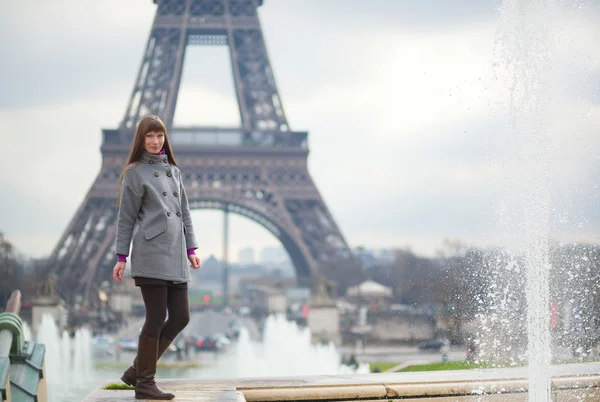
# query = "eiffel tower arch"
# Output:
<box><xmin>48</xmin><ymin>0</ymin><xmax>365</xmax><ymax>307</ymax></box>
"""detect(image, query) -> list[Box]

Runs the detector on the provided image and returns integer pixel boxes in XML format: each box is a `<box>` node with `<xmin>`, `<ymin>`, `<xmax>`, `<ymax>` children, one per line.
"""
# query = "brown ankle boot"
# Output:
<box><xmin>134</xmin><ymin>335</ymin><xmax>175</xmax><ymax>400</ymax></box>
<box><xmin>121</xmin><ymin>337</ymin><xmax>173</xmax><ymax>386</ymax></box>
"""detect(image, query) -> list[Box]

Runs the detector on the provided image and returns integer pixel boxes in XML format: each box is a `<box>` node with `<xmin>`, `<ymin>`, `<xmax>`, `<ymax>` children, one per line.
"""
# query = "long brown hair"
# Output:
<box><xmin>116</xmin><ymin>115</ymin><xmax>178</xmax><ymax>207</ymax></box>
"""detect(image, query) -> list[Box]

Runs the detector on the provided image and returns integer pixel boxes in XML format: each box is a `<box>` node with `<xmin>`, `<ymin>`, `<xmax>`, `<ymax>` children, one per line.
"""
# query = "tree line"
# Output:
<box><xmin>0</xmin><ymin>232</ymin><xmax>47</xmax><ymax>310</ymax></box>
<box><xmin>366</xmin><ymin>240</ymin><xmax>600</xmax><ymax>347</ymax></box>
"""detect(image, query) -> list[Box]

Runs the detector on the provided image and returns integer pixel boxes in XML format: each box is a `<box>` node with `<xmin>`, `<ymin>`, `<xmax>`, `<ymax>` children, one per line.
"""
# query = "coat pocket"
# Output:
<box><xmin>144</xmin><ymin>218</ymin><xmax>167</xmax><ymax>240</ymax></box>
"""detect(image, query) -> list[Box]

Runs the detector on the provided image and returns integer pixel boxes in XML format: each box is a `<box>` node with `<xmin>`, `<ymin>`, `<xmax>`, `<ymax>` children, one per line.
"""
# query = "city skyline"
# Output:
<box><xmin>2</xmin><ymin>0</ymin><xmax>600</xmax><ymax>263</ymax></box>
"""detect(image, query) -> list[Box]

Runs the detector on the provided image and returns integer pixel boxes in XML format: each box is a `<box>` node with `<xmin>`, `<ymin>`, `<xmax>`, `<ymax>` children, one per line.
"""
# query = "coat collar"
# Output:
<box><xmin>140</xmin><ymin>150</ymin><xmax>170</xmax><ymax>166</ymax></box>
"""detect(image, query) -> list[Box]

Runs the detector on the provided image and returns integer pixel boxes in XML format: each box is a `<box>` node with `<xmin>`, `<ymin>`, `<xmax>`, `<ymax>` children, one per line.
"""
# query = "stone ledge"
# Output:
<box><xmin>84</xmin><ymin>363</ymin><xmax>600</xmax><ymax>402</ymax></box>
<box><xmin>241</xmin><ymin>384</ymin><xmax>387</xmax><ymax>401</ymax></box>
<box><xmin>239</xmin><ymin>374</ymin><xmax>600</xmax><ymax>401</ymax></box>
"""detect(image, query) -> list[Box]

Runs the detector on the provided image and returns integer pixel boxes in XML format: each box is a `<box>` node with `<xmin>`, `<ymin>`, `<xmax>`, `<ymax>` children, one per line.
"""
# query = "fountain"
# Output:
<box><xmin>35</xmin><ymin>313</ymin><xmax>95</xmax><ymax>401</ymax></box>
<box><xmin>494</xmin><ymin>0</ymin><xmax>556</xmax><ymax>399</ymax></box>
<box><xmin>22</xmin><ymin>320</ymin><xmax>32</xmax><ymax>342</ymax></box>
<box><xmin>491</xmin><ymin>0</ymin><xmax>599</xmax><ymax>400</ymax></box>
<box><xmin>232</xmin><ymin>314</ymin><xmax>369</xmax><ymax>377</ymax></box>
<box><xmin>37</xmin><ymin>313</ymin><xmax>62</xmax><ymax>385</ymax></box>
<box><xmin>185</xmin><ymin>314</ymin><xmax>369</xmax><ymax>379</ymax></box>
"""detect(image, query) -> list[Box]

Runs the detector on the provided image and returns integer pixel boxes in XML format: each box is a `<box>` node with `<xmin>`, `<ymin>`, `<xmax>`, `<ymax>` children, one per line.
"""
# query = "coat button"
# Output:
<box><xmin>154</xmin><ymin>172</ymin><xmax>159</xmax><ymax>177</ymax></box>
<box><xmin>173</xmin><ymin>191</ymin><xmax>179</xmax><ymax>197</ymax></box>
<box><xmin>149</xmin><ymin>160</ymin><xmax>154</xmax><ymax>165</ymax></box>
<box><xmin>167</xmin><ymin>172</ymin><xmax>172</xmax><ymax>177</ymax></box>
<box><xmin>167</xmin><ymin>212</ymin><xmax>171</xmax><ymax>217</ymax></box>
<box><xmin>163</xmin><ymin>191</ymin><xmax>167</xmax><ymax>196</ymax></box>
<box><xmin>176</xmin><ymin>212</ymin><xmax>182</xmax><ymax>217</ymax></box>
<box><xmin>163</xmin><ymin>158</ymin><xmax>168</xmax><ymax>163</ymax></box>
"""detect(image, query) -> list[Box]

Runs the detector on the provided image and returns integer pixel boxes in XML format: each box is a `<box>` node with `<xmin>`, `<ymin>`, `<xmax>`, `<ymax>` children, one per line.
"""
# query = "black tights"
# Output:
<box><xmin>139</xmin><ymin>285</ymin><xmax>190</xmax><ymax>341</ymax></box>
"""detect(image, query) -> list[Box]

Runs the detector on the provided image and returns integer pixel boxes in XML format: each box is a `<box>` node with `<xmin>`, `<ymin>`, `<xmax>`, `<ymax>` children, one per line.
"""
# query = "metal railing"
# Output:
<box><xmin>0</xmin><ymin>289</ymin><xmax>46</xmax><ymax>402</ymax></box>
<box><xmin>0</xmin><ymin>290</ymin><xmax>24</xmax><ymax>402</ymax></box>
<box><xmin>0</xmin><ymin>291</ymin><xmax>24</xmax><ymax>359</ymax></box>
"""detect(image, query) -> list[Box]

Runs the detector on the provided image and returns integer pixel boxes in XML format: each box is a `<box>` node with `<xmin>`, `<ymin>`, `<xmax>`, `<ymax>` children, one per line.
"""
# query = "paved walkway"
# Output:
<box><xmin>84</xmin><ymin>362</ymin><xmax>600</xmax><ymax>401</ymax></box>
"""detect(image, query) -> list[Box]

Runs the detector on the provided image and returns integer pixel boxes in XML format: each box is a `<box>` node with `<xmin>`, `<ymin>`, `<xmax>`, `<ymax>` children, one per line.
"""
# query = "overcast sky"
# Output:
<box><xmin>1</xmin><ymin>0</ymin><xmax>599</xmax><ymax>263</ymax></box>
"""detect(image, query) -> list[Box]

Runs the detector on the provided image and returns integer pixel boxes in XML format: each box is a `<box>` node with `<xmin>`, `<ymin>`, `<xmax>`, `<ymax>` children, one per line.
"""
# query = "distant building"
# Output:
<box><xmin>286</xmin><ymin>287</ymin><xmax>311</xmax><ymax>305</ymax></box>
<box><xmin>246</xmin><ymin>284</ymin><xmax>286</xmax><ymax>316</ymax></box>
<box><xmin>346</xmin><ymin>280</ymin><xmax>393</xmax><ymax>312</ymax></box>
<box><xmin>228</xmin><ymin>272</ymin><xmax>263</xmax><ymax>293</ymax></box>
<box><xmin>259</xmin><ymin>246</ymin><xmax>289</xmax><ymax>265</ymax></box>
<box><xmin>238</xmin><ymin>247</ymin><xmax>255</xmax><ymax>265</ymax></box>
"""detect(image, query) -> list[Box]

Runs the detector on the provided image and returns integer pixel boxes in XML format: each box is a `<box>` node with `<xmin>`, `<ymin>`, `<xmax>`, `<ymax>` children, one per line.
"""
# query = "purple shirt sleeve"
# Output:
<box><xmin>118</xmin><ymin>249</ymin><xmax>195</xmax><ymax>262</ymax></box>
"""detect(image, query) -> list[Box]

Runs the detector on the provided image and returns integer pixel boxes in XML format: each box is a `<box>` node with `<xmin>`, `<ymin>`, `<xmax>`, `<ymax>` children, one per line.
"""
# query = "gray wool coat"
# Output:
<box><xmin>115</xmin><ymin>150</ymin><xmax>198</xmax><ymax>283</ymax></box>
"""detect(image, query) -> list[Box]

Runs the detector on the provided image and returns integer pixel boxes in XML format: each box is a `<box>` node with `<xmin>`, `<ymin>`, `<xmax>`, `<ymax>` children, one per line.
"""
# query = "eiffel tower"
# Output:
<box><xmin>48</xmin><ymin>0</ymin><xmax>364</xmax><ymax>307</ymax></box>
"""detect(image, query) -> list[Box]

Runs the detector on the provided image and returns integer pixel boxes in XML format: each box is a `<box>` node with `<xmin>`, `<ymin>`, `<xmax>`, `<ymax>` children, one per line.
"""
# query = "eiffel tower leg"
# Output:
<box><xmin>228</xmin><ymin>26</ymin><xmax>289</xmax><ymax>133</ymax></box>
<box><xmin>122</xmin><ymin>26</ymin><xmax>188</xmax><ymax>131</ymax></box>
<box><xmin>282</xmin><ymin>196</ymin><xmax>363</xmax><ymax>293</ymax></box>
<box><xmin>49</xmin><ymin>186</ymin><xmax>118</xmax><ymax>306</ymax></box>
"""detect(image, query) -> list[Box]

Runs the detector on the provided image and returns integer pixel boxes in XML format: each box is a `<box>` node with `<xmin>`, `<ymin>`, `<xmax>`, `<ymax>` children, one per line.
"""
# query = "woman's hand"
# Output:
<box><xmin>188</xmin><ymin>254</ymin><xmax>201</xmax><ymax>269</ymax></box>
<box><xmin>113</xmin><ymin>261</ymin><xmax>126</xmax><ymax>282</ymax></box>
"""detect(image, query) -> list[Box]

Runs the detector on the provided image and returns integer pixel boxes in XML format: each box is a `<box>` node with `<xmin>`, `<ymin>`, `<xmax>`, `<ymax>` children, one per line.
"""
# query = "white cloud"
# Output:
<box><xmin>1</xmin><ymin>96</ymin><xmax>125</xmax><ymax>201</ymax></box>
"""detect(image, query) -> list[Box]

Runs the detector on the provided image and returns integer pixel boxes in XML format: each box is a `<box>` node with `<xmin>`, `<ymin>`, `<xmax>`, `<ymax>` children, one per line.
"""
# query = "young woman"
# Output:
<box><xmin>112</xmin><ymin>115</ymin><xmax>201</xmax><ymax>400</ymax></box>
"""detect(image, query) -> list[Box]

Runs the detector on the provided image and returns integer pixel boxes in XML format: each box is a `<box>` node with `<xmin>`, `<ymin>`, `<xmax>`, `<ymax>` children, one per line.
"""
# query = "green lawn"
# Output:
<box><xmin>368</xmin><ymin>360</ymin><xmax>529</xmax><ymax>373</ymax></box>
<box><xmin>396</xmin><ymin>358</ymin><xmax>600</xmax><ymax>372</ymax></box>
<box><xmin>103</xmin><ymin>383</ymin><xmax>134</xmax><ymax>390</ymax></box>
<box><xmin>398</xmin><ymin>360</ymin><xmax>526</xmax><ymax>372</ymax></box>
<box><xmin>369</xmin><ymin>362</ymin><xmax>401</xmax><ymax>372</ymax></box>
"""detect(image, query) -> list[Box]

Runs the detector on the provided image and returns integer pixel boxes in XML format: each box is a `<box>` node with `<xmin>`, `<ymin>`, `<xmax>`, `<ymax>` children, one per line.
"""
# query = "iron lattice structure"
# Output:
<box><xmin>48</xmin><ymin>0</ymin><xmax>364</xmax><ymax>307</ymax></box>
